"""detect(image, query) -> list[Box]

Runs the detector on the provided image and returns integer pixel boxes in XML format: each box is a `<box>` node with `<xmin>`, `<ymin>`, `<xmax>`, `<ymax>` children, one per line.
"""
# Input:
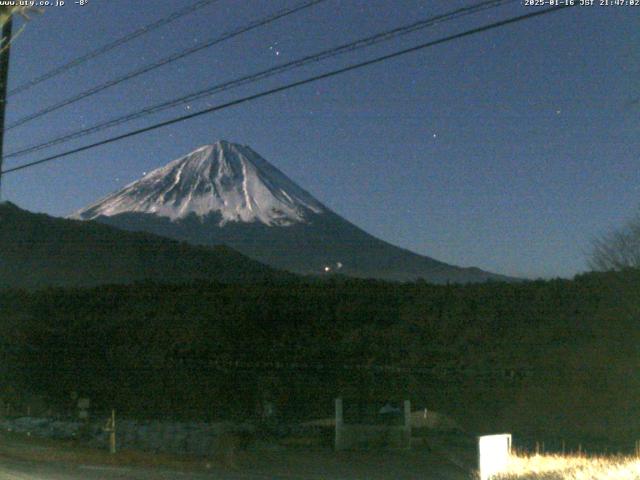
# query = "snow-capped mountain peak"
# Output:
<box><xmin>72</xmin><ymin>140</ymin><xmax>325</xmax><ymax>226</ymax></box>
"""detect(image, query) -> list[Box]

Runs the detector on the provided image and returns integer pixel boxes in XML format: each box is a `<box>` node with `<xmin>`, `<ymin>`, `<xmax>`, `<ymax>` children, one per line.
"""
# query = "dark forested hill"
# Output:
<box><xmin>1</xmin><ymin>270</ymin><xmax>638</xmax><ymax>447</ymax></box>
<box><xmin>0</xmin><ymin>202</ymin><xmax>289</xmax><ymax>288</ymax></box>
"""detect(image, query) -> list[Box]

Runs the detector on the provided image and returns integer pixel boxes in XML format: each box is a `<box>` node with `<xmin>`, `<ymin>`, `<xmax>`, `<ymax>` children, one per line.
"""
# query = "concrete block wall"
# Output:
<box><xmin>0</xmin><ymin>416</ymin><xmax>254</xmax><ymax>456</ymax></box>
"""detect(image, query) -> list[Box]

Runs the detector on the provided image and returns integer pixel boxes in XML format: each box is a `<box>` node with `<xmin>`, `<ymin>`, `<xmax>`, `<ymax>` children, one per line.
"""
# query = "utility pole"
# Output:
<box><xmin>0</xmin><ymin>13</ymin><xmax>13</xmax><ymax>200</ymax></box>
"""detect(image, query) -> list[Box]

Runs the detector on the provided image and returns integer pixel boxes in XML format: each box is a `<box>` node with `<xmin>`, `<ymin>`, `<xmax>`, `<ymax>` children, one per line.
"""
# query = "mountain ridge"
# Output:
<box><xmin>0</xmin><ymin>201</ymin><xmax>290</xmax><ymax>289</ymax></box>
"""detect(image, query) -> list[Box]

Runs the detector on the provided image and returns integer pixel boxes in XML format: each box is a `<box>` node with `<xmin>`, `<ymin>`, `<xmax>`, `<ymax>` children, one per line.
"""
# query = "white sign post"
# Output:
<box><xmin>478</xmin><ymin>433</ymin><xmax>512</xmax><ymax>480</ymax></box>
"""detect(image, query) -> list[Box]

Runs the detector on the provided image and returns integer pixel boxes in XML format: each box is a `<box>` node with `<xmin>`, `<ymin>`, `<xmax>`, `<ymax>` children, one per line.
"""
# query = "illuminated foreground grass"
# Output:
<box><xmin>495</xmin><ymin>453</ymin><xmax>640</xmax><ymax>479</ymax></box>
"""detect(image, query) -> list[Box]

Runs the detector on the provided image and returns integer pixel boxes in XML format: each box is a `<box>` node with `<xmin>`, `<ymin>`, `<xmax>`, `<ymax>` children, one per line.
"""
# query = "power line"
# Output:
<box><xmin>7</xmin><ymin>0</ymin><xmax>220</xmax><ymax>97</ymax></box>
<box><xmin>1</xmin><ymin>5</ymin><xmax>574</xmax><ymax>178</ymax></box>
<box><xmin>5</xmin><ymin>0</ymin><xmax>516</xmax><ymax>160</ymax></box>
<box><xmin>5</xmin><ymin>0</ymin><xmax>327</xmax><ymax>131</ymax></box>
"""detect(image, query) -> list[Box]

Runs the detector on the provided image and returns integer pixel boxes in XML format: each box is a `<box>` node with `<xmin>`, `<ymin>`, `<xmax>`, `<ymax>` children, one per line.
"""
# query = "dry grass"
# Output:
<box><xmin>495</xmin><ymin>452</ymin><xmax>640</xmax><ymax>479</ymax></box>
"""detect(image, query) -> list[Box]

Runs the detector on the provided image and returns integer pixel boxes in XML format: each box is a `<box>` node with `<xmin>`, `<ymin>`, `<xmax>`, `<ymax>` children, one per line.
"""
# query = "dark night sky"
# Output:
<box><xmin>2</xmin><ymin>0</ymin><xmax>638</xmax><ymax>279</ymax></box>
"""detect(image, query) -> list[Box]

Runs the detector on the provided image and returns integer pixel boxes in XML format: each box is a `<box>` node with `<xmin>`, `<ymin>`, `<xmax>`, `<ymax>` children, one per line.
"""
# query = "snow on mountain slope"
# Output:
<box><xmin>72</xmin><ymin>140</ymin><xmax>325</xmax><ymax>226</ymax></box>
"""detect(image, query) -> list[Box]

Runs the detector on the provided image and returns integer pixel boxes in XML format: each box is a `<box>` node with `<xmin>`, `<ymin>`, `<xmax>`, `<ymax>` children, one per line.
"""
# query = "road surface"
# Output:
<box><xmin>0</xmin><ymin>433</ymin><xmax>475</xmax><ymax>480</ymax></box>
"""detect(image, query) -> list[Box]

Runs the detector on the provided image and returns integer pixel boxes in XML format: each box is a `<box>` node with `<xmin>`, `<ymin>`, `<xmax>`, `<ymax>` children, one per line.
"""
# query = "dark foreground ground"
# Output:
<box><xmin>0</xmin><ymin>432</ymin><xmax>477</xmax><ymax>479</ymax></box>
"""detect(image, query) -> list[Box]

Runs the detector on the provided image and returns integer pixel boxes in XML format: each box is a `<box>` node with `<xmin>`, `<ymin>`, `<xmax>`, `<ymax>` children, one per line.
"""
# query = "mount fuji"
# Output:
<box><xmin>72</xmin><ymin>140</ymin><xmax>510</xmax><ymax>283</ymax></box>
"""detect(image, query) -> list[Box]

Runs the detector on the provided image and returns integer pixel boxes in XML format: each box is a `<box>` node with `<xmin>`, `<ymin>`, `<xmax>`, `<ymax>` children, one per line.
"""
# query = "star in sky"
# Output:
<box><xmin>268</xmin><ymin>42</ymin><xmax>281</xmax><ymax>56</ymax></box>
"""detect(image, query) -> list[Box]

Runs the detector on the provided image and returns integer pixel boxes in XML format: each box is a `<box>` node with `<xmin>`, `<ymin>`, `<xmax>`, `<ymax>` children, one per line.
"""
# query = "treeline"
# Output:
<box><xmin>0</xmin><ymin>270</ymin><xmax>637</xmax><ymax>441</ymax></box>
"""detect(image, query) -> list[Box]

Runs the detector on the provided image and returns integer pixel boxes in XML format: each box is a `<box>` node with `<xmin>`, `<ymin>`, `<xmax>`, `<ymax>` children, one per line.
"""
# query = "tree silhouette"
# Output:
<box><xmin>589</xmin><ymin>210</ymin><xmax>640</xmax><ymax>271</ymax></box>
